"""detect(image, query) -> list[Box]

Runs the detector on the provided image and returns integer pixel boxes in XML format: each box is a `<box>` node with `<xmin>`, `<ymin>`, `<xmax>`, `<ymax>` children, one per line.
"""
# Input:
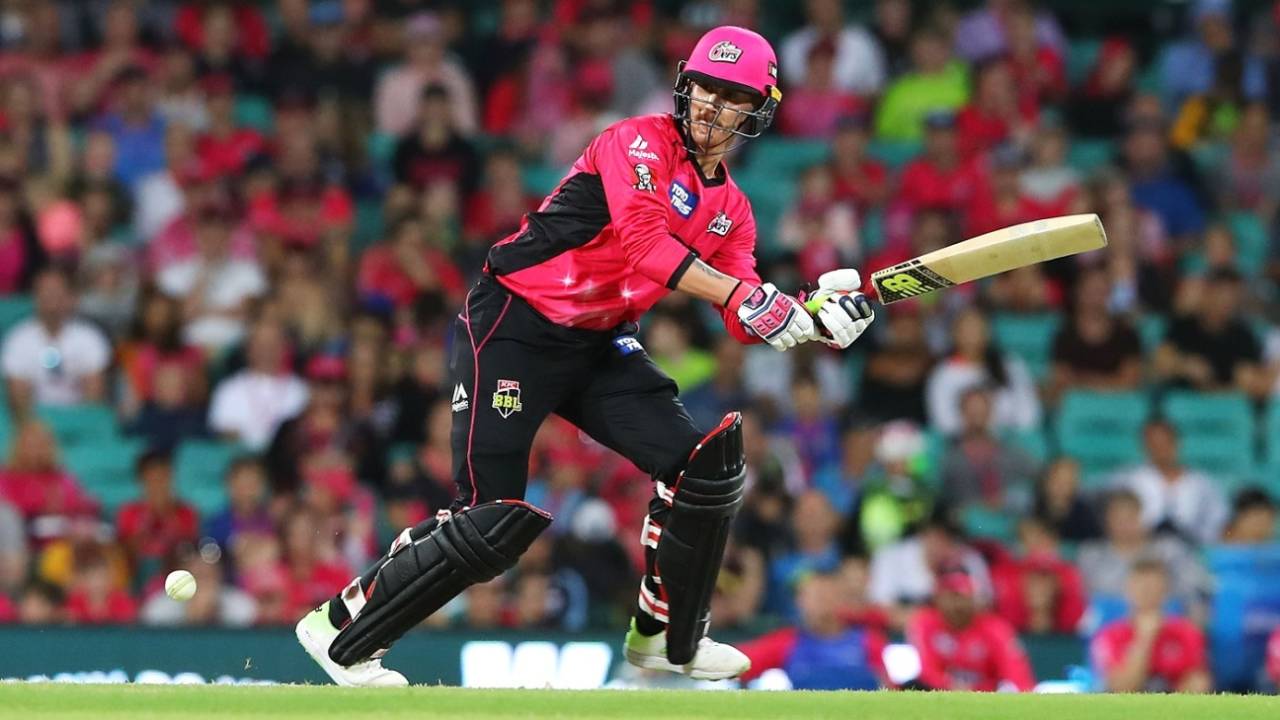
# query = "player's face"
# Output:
<box><xmin>687</xmin><ymin>80</ymin><xmax>758</xmax><ymax>155</ymax></box>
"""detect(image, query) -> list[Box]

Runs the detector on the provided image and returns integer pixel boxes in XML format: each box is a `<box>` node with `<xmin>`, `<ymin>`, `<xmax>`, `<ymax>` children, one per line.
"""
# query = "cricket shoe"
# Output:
<box><xmin>295</xmin><ymin>601</ymin><xmax>409</xmax><ymax>687</ymax></box>
<box><xmin>623</xmin><ymin>619</ymin><xmax>750</xmax><ymax>680</ymax></box>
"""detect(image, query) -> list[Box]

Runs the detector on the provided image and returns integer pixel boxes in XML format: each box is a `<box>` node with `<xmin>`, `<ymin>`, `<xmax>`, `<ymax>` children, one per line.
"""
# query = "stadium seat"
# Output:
<box><xmin>1065</xmin><ymin>38</ymin><xmax>1101</xmax><ymax>85</ymax></box>
<box><xmin>352</xmin><ymin>199</ymin><xmax>385</xmax><ymax>250</ymax></box>
<box><xmin>1159</xmin><ymin>391</ymin><xmax>1256</xmax><ymax>480</ymax></box>
<box><xmin>743</xmin><ymin>138</ymin><xmax>832</xmax><ymax>177</ymax></box>
<box><xmin>36</xmin><ymin>404</ymin><xmax>120</xmax><ymax>447</ymax></box>
<box><xmin>233</xmin><ymin>95</ymin><xmax>274</xmax><ymax>134</ymax></box>
<box><xmin>866</xmin><ymin>140</ymin><xmax>921</xmax><ymax>168</ymax></box>
<box><xmin>1066</xmin><ymin>138</ymin><xmax>1115</xmax><ymax>174</ymax></box>
<box><xmin>523</xmin><ymin>164</ymin><xmax>568</xmax><ymax>197</ymax></box>
<box><xmin>0</xmin><ymin>295</ymin><xmax>33</xmax><ymax>337</ymax></box>
<box><xmin>365</xmin><ymin>131</ymin><xmax>398</xmax><ymax>184</ymax></box>
<box><xmin>1002</xmin><ymin>426</ymin><xmax>1050</xmax><ymax>465</ymax></box>
<box><xmin>1227</xmin><ymin>212</ymin><xmax>1269</xmax><ymax>276</ymax></box>
<box><xmin>1055</xmin><ymin>390</ymin><xmax>1150</xmax><ymax>484</ymax></box>
<box><xmin>1263</xmin><ymin>401</ymin><xmax>1280</xmax><ymax>490</ymax></box>
<box><xmin>962</xmin><ymin>505</ymin><xmax>1017</xmax><ymax>543</ymax></box>
<box><xmin>1137</xmin><ymin>314</ymin><xmax>1167</xmax><ymax>353</ymax></box>
<box><xmin>992</xmin><ymin>313</ymin><xmax>1061</xmax><ymax>380</ymax></box>
<box><xmin>62</xmin><ymin>438</ymin><xmax>146</xmax><ymax>515</ymax></box>
<box><xmin>734</xmin><ymin>172</ymin><xmax>795</xmax><ymax>258</ymax></box>
<box><xmin>174</xmin><ymin>440</ymin><xmax>243</xmax><ymax>517</ymax></box>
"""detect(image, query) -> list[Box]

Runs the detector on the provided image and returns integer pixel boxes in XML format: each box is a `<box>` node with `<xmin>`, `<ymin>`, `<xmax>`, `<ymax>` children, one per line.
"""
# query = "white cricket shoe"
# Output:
<box><xmin>623</xmin><ymin>619</ymin><xmax>750</xmax><ymax>680</ymax></box>
<box><xmin>295</xmin><ymin>602</ymin><xmax>409</xmax><ymax>687</ymax></box>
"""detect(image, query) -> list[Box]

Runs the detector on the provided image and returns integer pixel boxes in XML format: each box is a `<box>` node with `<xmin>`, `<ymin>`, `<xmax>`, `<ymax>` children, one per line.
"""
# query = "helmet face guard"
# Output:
<box><xmin>673</xmin><ymin>64</ymin><xmax>782</xmax><ymax>157</ymax></box>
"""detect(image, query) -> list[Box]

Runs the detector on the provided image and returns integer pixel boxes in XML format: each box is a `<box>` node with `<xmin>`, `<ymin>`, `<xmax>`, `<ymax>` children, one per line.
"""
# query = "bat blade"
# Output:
<box><xmin>869</xmin><ymin>213</ymin><xmax>1107</xmax><ymax>304</ymax></box>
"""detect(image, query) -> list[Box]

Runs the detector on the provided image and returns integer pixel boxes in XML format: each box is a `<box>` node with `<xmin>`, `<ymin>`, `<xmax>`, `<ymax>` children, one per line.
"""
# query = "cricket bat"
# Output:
<box><xmin>865</xmin><ymin>213</ymin><xmax>1107</xmax><ymax>304</ymax></box>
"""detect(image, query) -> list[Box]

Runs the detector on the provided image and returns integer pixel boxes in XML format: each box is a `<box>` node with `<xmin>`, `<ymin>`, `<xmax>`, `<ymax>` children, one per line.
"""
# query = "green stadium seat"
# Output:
<box><xmin>735</xmin><ymin>172</ymin><xmax>796</xmax><ymax>258</ymax></box>
<box><xmin>62</xmin><ymin>438</ymin><xmax>146</xmax><ymax>515</ymax></box>
<box><xmin>743</xmin><ymin>138</ymin><xmax>831</xmax><ymax>177</ymax></box>
<box><xmin>352</xmin><ymin>199</ymin><xmax>385</xmax><ymax>251</ymax></box>
<box><xmin>1160</xmin><ymin>391</ymin><xmax>1256</xmax><ymax>480</ymax></box>
<box><xmin>1055</xmin><ymin>390</ymin><xmax>1150</xmax><ymax>484</ymax></box>
<box><xmin>867</xmin><ymin>140</ymin><xmax>921</xmax><ymax>168</ymax></box>
<box><xmin>1065</xmin><ymin>38</ymin><xmax>1101</xmax><ymax>85</ymax></box>
<box><xmin>1066</xmin><ymin>138</ymin><xmax>1115</xmax><ymax>174</ymax></box>
<box><xmin>861</xmin><ymin>209</ymin><xmax>886</xmax><ymax>254</ymax></box>
<box><xmin>1263</xmin><ymin>401</ymin><xmax>1280</xmax><ymax>492</ymax></box>
<box><xmin>523</xmin><ymin>164</ymin><xmax>568</xmax><ymax>197</ymax></box>
<box><xmin>233</xmin><ymin>95</ymin><xmax>274</xmax><ymax>134</ymax></box>
<box><xmin>366</xmin><ymin>131</ymin><xmax>398</xmax><ymax>181</ymax></box>
<box><xmin>36</xmin><ymin>404</ymin><xmax>120</xmax><ymax>447</ymax></box>
<box><xmin>992</xmin><ymin>313</ymin><xmax>1061</xmax><ymax>379</ymax></box>
<box><xmin>1227</xmin><ymin>212</ymin><xmax>1269</xmax><ymax>276</ymax></box>
<box><xmin>1138</xmin><ymin>314</ymin><xmax>1167</xmax><ymax>353</ymax></box>
<box><xmin>174</xmin><ymin>440</ymin><xmax>243</xmax><ymax>516</ymax></box>
<box><xmin>962</xmin><ymin>505</ymin><xmax>1018</xmax><ymax>543</ymax></box>
<box><xmin>0</xmin><ymin>295</ymin><xmax>33</xmax><ymax>336</ymax></box>
<box><xmin>1002</xmin><ymin>426</ymin><xmax>1050</xmax><ymax>465</ymax></box>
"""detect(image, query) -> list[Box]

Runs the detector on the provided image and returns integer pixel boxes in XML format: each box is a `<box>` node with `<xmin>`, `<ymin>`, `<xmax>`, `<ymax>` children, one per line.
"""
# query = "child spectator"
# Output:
<box><xmin>114</xmin><ymin>449</ymin><xmax>200</xmax><ymax>590</ymax></box>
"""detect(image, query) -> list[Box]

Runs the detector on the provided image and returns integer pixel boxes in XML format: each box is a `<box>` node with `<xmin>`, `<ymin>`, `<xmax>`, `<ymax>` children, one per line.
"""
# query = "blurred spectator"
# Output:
<box><xmin>739</xmin><ymin>571</ymin><xmax>887</xmax><ymax>690</ymax></box>
<box><xmin>1005</xmin><ymin>2</ymin><xmax>1066</xmax><ymax>106</ymax></box>
<box><xmin>374</xmin><ymin>12</ymin><xmax>478</xmax><ymax>137</ymax></box>
<box><xmin>1122</xmin><ymin>115</ymin><xmax>1206</xmax><ymax>243</ymax></box>
<box><xmin>92</xmin><ymin>65</ymin><xmax>167</xmax><ymax>190</ymax></box>
<box><xmin>208</xmin><ymin>320</ymin><xmax>309</xmax><ymax>450</ymax></box>
<box><xmin>156</xmin><ymin>201</ymin><xmax>266</xmax><ymax>352</ymax></box>
<box><xmin>1154</xmin><ymin>267</ymin><xmax>1264</xmax><ymax>397</ymax></box>
<box><xmin>0</xmin><ymin>179</ymin><xmax>37</xmax><ymax>295</ymax></box>
<box><xmin>965</xmin><ymin>144</ymin><xmax>1044</xmax><ymax>237</ymax></box>
<box><xmin>1220</xmin><ymin>487</ymin><xmax>1277</xmax><ymax>544</ymax></box>
<box><xmin>114</xmin><ymin>449</ymin><xmax>199</xmax><ymax>589</ymax></box>
<box><xmin>778</xmin><ymin>37</ymin><xmax>867</xmax><ymax>139</ymax></box>
<box><xmin>939</xmin><ymin>385</ymin><xmax>1040</xmax><ymax>515</ymax></box>
<box><xmin>248</xmin><ymin>173</ymin><xmax>355</xmax><ymax>251</ymax></box>
<box><xmin>850</xmin><ymin>421</ymin><xmax>934</xmax><ymax>552</ymax></box>
<box><xmin>273</xmin><ymin>247</ymin><xmax>345</xmax><ymax>356</ymax></box>
<box><xmin>1069</xmin><ymin>38</ymin><xmax>1139</xmax><ymax>137</ymax></box>
<box><xmin>1160</xmin><ymin>0</ymin><xmax>1264</xmax><ymax>109</ymax></box>
<box><xmin>16</xmin><ymin>579</ymin><xmax>65</xmax><ymax>624</ymax></box>
<box><xmin>279</xmin><ymin>507</ymin><xmax>351</xmax><ymax>620</ymax></box>
<box><xmin>778</xmin><ymin>165</ymin><xmax>860</xmax><ymax>279</ymax></box>
<box><xmin>187</xmin><ymin>2</ymin><xmax>265</xmax><ymax>93</ymax></box>
<box><xmin>1019</xmin><ymin>121</ymin><xmax>1080</xmax><ymax>213</ymax></box>
<box><xmin>989</xmin><ymin>518</ymin><xmax>1086</xmax><ymax>634</ymax></box>
<box><xmin>503</xmin><ymin>532</ymin><xmax>589</xmax><ymax>632</ymax></box>
<box><xmin>140</xmin><ymin>548</ymin><xmax>256</xmax><ymax>627</ymax></box>
<box><xmin>954</xmin><ymin>0</ymin><xmax>1065</xmax><ymax>64</ymax></box>
<box><xmin>63</xmin><ymin>547</ymin><xmax>137</xmax><ymax>625</ymax></box>
<box><xmin>203</xmin><ymin>456</ymin><xmax>274</xmax><ymax>559</ymax></box>
<box><xmin>300</xmin><ymin>451</ymin><xmax>377</xmax><ymax>571</ymax></box>
<box><xmin>153</xmin><ymin>44</ymin><xmax>208</xmax><ymax>132</ymax></box>
<box><xmin>1076</xmin><ymin>489</ymin><xmax>1212</xmax><ymax>617</ymax></box>
<box><xmin>1114</xmin><ymin>419</ymin><xmax>1229</xmax><ymax>545</ymax></box>
<box><xmin>814</xmin><ymin>423</ymin><xmax>878</xmax><ymax>518</ymax></box>
<box><xmin>1211</xmin><ymin>102</ymin><xmax>1279</xmax><ymax>224</ymax></box>
<box><xmin>1090</xmin><ymin>558</ymin><xmax>1212</xmax><ymax>693</ymax></box>
<box><xmin>460</xmin><ymin>149</ymin><xmax>539</xmax><ymax>274</ymax></box>
<box><xmin>925</xmin><ymin>306</ymin><xmax>1041</xmax><ymax>436</ymax></box>
<box><xmin>781</xmin><ymin>0</ymin><xmax>886</xmax><ymax>96</ymax></box>
<box><xmin>194</xmin><ymin>73</ymin><xmax>267</xmax><ymax>182</ymax></box>
<box><xmin>547</xmin><ymin>60</ymin><xmax>622</xmax><ymax>168</ymax></box>
<box><xmin>1087</xmin><ymin>169</ymin><xmax>1173</xmax><ymax>312</ymax></box>
<box><xmin>856</xmin><ymin>306</ymin><xmax>933</xmax><ymax>425</ymax></box>
<box><xmin>128</xmin><ymin>360</ymin><xmax>209</xmax><ymax>450</ymax></box>
<box><xmin>67</xmin><ymin>3</ymin><xmax>158</xmax><ymax>118</ymax></box>
<box><xmin>776</xmin><ymin>374</ymin><xmax>842</xmax><ymax>488</ymax></box>
<box><xmin>895</xmin><ymin>112</ymin><xmax>988</xmax><ymax>221</ymax></box>
<box><xmin>1032</xmin><ymin>458</ymin><xmax>1102</xmax><ymax>542</ymax></box>
<box><xmin>871</xmin><ymin>0</ymin><xmax>916</xmax><ymax>77</ymax></box>
<box><xmin>269</xmin><ymin>1</ymin><xmax>375</xmax><ymax>103</ymax></box>
<box><xmin>829</xmin><ymin>113</ymin><xmax>891</xmax><ymax>213</ymax></box>
<box><xmin>0</xmin><ymin>73</ymin><xmax>73</xmax><ymax>180</ymax></box>
<box><xmin>118</xmin><ymin>291</ymin><xmax>206</xmax><ymax>417</ymax></box>
<box><xmin>1048</xmin><ymin>267</ymin><xmax>1143</xmax><ymax>402</ymax></box>
<box><xmin>875</xmin><ymin>27</ymin><xmax>968</xmax><ymax>141</ymax></box>
<box><xmin>356</xmin><ymin>215</ymin><xmax>465</xmax><ymax>311</ymax></box>
<box><xmin>2</xmin><ymin>267</ymin><xmax>110</xmax><ymax>413</ymax></box>
<box><xmin>765</xmin><ymin>490</ymin><xmax>842</xmax><ymax>618</ymax></box>
<box><xmin>0</xmin><ymin>499</ymin><xmax>26</xmax><ymax>592</ymax></box>
<box><xmin>644</xmin><ymin>306</ymin><xmax>714</xmax><ymax>393</ymax></box>
<box><xmin>681</xmin><ymin>336</ymin><xmax>751</xmax><ymax>431</ymax></box>
<box><xmin>868</xmin><ymin>514</ymin><xmax>993</xmax><ymax>624</ymax></box>
<box><xmin>710</xmin><ymin>537</ymin><xmax>767</xmax><ymax>630</ymax></box>
<box><xmin>0</xmin><ymin>423</ymin><xmax>96</xmax><ymax>547</ymax></box>
<box><xmin>956</xmin><ymin>61</ymin><xmax>1036</xmax><ymax>159</ymax></box>
<box><xmin>78</xmin><ymin>242</ymin><xmax>140</xmax><ymax>340</ymax></box>
<box><xmin>905</xmin><ymin>571</ymin><xmax>1035</xmax><ymax>691</ymax></box>
<box><xmin>735</xmin><ymin>430</ymin><xmax>799</xmax><ymax>563</ymax></box>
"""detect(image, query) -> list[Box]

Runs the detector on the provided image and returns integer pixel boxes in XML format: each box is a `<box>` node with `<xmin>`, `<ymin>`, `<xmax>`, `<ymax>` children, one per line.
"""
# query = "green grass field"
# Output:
<box><xmin>1</xmin><ymin>685</ymin><xmax>1278</xmax><ymax>719</ymax></box>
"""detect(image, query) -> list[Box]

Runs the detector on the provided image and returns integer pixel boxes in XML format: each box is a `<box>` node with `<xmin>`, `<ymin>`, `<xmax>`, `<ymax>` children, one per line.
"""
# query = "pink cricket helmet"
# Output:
<box><xmin>674</xmin><ymin>25</ymin><xmax>782</xmax><ymax>143</ymax></box>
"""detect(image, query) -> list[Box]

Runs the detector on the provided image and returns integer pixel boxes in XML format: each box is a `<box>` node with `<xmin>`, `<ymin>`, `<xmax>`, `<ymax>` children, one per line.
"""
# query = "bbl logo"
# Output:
<box><xmin>492</xmin><ymin>379</ymin><xmax>523</xmax><ymax>418</ymax></box>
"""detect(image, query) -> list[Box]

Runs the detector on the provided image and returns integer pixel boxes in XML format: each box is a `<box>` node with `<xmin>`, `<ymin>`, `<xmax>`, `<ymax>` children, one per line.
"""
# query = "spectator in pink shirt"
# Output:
<box><xmin>0</xmin><ymin>421</ymin><xmax>97</xmax><ymax>533</ymax></box>
<box><xmin>374</xmin><ymin>13</ymin><xmax>478</xmax><ymax>137</ymax></box>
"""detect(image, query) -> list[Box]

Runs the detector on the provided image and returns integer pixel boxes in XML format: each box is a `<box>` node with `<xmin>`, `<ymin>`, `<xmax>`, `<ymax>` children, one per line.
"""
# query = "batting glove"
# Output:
<box><xmin>735</xmin><ymin>282</ymin><xmax>815</xmax><ymax>351</ymax></box>
<box><xmin>806</xmin><ymin>269</ymin><xmax>875</xmax><ymax>349</ymax></box>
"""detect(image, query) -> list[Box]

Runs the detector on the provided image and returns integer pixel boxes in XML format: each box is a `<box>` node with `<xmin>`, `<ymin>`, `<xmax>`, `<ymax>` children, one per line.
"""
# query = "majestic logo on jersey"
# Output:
<box><xmin>632</xmin><ymin>163</ymin><xmax>655</xmax><ymax>192</ymax></box>
<box><xmin>491</xmin><ymin>379</ymin><xmax>523</xmax><ymax>418</ymax></box>
<box><xmin>451</xmin><ymin>383</ymin><xmax>469</xmax><ymax>413</ymax></box>
<box><xmin>627</xmin><ymin>134</ymin><xmax>659</xmax><ymax>161</ymax></box>
<box><xmin>669</xmin><ymin>180</ymin><xmax>698</xmax><ymax>217</ymax></box>
<box><xmin>707</xmin><ymin>41</ymin><xmax>742</xmax><ymax>63</ymax></box>
<box><xmin>707</xmin><ymin>211</ymin><xmax>733</xmax><ymax>236</ymax></box>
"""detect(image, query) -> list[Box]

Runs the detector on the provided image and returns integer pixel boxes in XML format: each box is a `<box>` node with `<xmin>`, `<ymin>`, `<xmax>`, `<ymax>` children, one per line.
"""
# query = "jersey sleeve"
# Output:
<box><xmin>1168</xmin><ymin>620</ymin><xmax>1208</xmax><ymax>683</ymax></box>
<box><xmin>988</xmin><ymin>617</ymin><xmax>1036</xmax><ymax>692</ymax></box>
<box><xmin>591</xmin><ymin>123</ymin><xmax>696</xmax><ymax>289</ymax></box>
<box><xmin>905</xmin><ymin>610</ymin><xmax>952</xmax><ymax>690</ymax></box>
<box><xmin>1089</xmin><ymin>624</ymin><xmax>1125</xmax><ymax>676</ymax></box>
<box><xmin>736</xmin><ymin>627</ymin><xmax>797</xmax><ymax>683</ymax></box>
<box><xmin>705</xmin><ymin>206</ymin><xmax>764</xmax><ymax>344</ymax></box>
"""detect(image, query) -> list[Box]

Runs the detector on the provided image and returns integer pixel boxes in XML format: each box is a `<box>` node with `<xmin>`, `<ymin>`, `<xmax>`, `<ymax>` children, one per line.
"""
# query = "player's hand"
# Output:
<box><xmin>806</xmin><ymin>269</ymin><xmax>875</xmax><ymax>349</ymax></box>
<box><xmin>736</xmin><ymin>282</ymin><xmax>815</xmax><ymax>351</ymax></box>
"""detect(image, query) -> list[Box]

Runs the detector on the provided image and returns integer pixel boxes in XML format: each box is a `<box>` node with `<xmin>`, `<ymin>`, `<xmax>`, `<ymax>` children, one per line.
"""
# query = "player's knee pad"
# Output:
<box><xmin>650</xmin><ymin>412</ymin><xmax>745</xmax><ymax>665</ymax></box>
<box><xmin>329</xmin><ymin>500</ymin><xmax>551</xmax><ymax>666</ymax></box>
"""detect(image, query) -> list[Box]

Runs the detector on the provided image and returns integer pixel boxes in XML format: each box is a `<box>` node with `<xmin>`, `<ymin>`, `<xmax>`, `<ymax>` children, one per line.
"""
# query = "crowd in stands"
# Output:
<box><xmin>1</xmin><ymin>0</ymin><xmax>1280</xmax><ymax>693</ymax></box>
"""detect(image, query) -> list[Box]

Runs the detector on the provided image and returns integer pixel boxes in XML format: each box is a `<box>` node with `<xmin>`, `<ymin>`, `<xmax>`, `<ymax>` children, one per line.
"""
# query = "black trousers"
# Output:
<box><xmin>448</xmin><ymin>276</ymin><xmax>706</xmax><ymax>508</ymax></box>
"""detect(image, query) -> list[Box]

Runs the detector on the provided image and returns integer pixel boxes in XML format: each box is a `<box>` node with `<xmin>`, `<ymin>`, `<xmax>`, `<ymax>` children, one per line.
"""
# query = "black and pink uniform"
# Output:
<box><xmin>449</xmin><ymin>114</ymin><xmax>763</xmax><ymax>507</ymax></box>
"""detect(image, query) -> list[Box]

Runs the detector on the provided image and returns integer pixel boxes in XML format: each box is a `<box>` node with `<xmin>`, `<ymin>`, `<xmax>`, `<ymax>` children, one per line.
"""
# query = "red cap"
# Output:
<box><xmin>305</xmin><ymin>354</ymin><xmax>347</xmax><ymax>382</ymax></box>
<box><xmin>936</xmin><ymin>572</ymin><xmax>976</xmax><ymax>597</ymax></box>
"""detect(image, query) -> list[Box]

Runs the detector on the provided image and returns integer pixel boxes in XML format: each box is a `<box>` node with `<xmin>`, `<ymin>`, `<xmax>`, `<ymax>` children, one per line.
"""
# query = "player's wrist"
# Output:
<box><xmin>724</xmin><ymin>280</ymin><xmax>757</xmax><ymax>311</ymax></box>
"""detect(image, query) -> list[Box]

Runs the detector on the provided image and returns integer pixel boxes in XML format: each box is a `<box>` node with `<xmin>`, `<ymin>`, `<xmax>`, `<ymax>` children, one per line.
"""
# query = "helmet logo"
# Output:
<box><xmin>707</xmin><ymin>40</ymin><xmax>742</xmax><ymax>63</ymax></box>
<box><xmin>767</xmin><ymin>61</ymin><xmax>778</xmax><ymax>79</ymax></box>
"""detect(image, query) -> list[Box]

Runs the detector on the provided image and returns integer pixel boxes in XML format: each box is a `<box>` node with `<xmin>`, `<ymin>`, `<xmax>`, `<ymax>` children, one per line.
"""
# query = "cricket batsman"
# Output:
<box><xmin>295</xmin><ymin>25</ymin><xmax>875</xmax><ymax>686</ymax></box>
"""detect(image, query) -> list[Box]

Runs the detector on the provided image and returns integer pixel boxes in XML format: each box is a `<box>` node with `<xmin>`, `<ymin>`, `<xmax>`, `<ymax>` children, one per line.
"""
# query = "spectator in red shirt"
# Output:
<box><xmin>956</xmin><ymin>60</ymin><xmax>1037</xmax><ymax>159</ymax></box>
<box><xmin>175</xmin><ymin>1</ymin><xmax>271</xmax><ymax>61</ymax></box>
<box><xmin>966</xmin><ymin>144</ymin><xmax>1047</xmax><ymax>237</ymax></box>
<box><xmin>990</xmin><ymin>518</ymin><xmax>1086</xmax><ymax>634</ymax></box>
<box><xmin>829</xmin><ymin>112</ymin><xmax>891</xmax><ymax>213</ymax></box>
<box><xmin>248</xmin><ymin>175</ymin><xmax>354</xmax><ymax>250</ymax></box>
<box><xmin>1090</xmin><ymin>557</ymin><xmax>1212</xmax><ymax>693</ymax></box>
<box><xmin>739</xmin><ymin>571</ymin><xmax>887</xmax><ymax>690</ymax></box>
<box><xmin>114</xmin><ymin>449</ymin><xmax>200</xmax><ymax>590</ymax></box>
<box><xmin>16</xmin><ymin>580</ymin><xmax>65</xmax><ymax>624</ymax></box>
<box><xmin>63</xmin><ymin>548</ymin><xmax>138</xmax><ymax>625</ymax></box>
<box><xmin>280</xmin><ymin>507</ymin><xmax>351</xmax><ymax>620</ymax></box>
<box><xmin>461</xmin><ymin>149</ymin><xmax>541</xmax><ymax>272</ymax></box>
<box><xmin>1005</xmin><ymin>2</ymin><xmax>1067</xmax><ymax>107</ymax></box>
<box><xmin>67</xmin><ymin>3</ymin><xmax>157</xmax><ymax>117</ymax></box>
<box><xmin>896</xmin><ymin>111</ymin><xmax>991</xmax><ymax>221</ymax></box>
<box><xmin>196</xmin><ymin>74</ymin><xmax>267</xmax><ymax>180</ymax></box>
<box><xmin>0</xmin><ymin>421</ymin><xmax>97</xmax><ymax>535</ymax></box>
<box><xmin>357</xmin><ymin>215</ymin><xmax>465</xmax><ymax>310</ymax></box>
<box><xmin>906</xmin><ymin>571</ymin><xmax>1036</xmax><ymax>692</ymax></box>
